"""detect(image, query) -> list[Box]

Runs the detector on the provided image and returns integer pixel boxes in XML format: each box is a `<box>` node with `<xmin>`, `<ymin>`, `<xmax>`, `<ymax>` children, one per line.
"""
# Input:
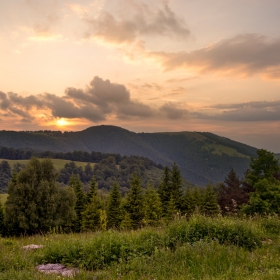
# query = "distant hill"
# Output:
<box><xmin>0</xmin><ymin>126</ymin><xmax>260</xmax><ymax>185</ymax></box>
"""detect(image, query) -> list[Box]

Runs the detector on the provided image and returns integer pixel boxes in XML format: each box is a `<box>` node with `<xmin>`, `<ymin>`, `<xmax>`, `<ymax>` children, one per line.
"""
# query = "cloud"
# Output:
<box><xmin>1</xmin><ymin>77</ymin><xmax>188</xmax><ymax>124</ymax></box>
<box><xmin>159</xmin><ymin>102</ymin><xmax>188</xmax><ymax>119</ymax></box>
<box><xmin>84</xmin><ymin>2</ymin><xmax>190</xmax><ymax>44</ymax></box>
<box><xmin>147</xmin><ymin>34</ymin><xmax>280</xmax><ymax>79</ymax></box>
<box><xmin>194</xmin><ymin>100</ymin><xmax>280</xmax><ymax>122</ymax></box>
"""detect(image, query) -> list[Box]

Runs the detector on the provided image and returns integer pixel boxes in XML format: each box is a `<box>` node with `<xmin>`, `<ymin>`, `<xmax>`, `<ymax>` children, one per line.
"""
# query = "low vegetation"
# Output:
<box><xmin>1</xmin><ymin>215</ymin><xmax>280</xmax><ymax>279</ymax></box>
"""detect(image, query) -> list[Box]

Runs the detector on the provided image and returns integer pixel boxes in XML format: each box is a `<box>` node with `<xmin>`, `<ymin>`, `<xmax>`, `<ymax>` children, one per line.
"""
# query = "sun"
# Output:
<box><xmin>56</xmin><ymin>118</ymin><xmax>68</xmax><ymax>127</ymax></box>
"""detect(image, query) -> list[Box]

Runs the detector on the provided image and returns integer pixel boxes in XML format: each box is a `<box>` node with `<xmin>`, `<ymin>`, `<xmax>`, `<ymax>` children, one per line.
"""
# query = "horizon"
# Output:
<box><xmin>1</xmin><ymin>0</ymin><xmax>280</xmax><ymax>153</ymax></box>
<box><xmin>1</xmin><ymin>124</ymin><xmax>278</xmax><ymax>154</ymax></box>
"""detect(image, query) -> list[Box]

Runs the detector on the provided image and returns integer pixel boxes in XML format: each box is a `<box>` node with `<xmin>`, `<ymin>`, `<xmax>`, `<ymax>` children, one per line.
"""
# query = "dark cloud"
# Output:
<box><xmin>194</xmin><ymin>100</ymin><xmax>280</xmax><ymax>122</ymax></box>
<box><xmin>0</xmin><ymin>77</ymin><xmax>189</xmax><ymax>123</ymax></box>
<box><xmin>149</xmin><ymin>34</ymin><xmax>280</xmax><ymax>79</ymax></box>
<box><xmin>85</xmin><ymin>3</ymin><xmax>190</xmax><ymax>44</ymax></box>
<box><xmin>159</xmin><ymin>102</ymin><xmax>188</xmax><ymax>119</ymax></box>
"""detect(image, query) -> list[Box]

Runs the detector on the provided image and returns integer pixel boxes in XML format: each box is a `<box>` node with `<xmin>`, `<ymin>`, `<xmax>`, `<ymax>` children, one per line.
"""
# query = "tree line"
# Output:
<box><xmin>0</xmin><ymin>149</ymin><xmax>279</xmax><ymax>236</ymax></box>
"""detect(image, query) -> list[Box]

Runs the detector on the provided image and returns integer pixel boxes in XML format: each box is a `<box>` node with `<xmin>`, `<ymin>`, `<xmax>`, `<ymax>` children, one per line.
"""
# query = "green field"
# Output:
<box><xmin>0</xmin><ymin>194</ymin><xmax>7</xmax><ymax>204</ymax></box>
<box><xmin>1</xmin><ymin>215</ymin><xmax>280</xmax><ymax>279</ymax></box>
<box><xmin>0</xmin><ymin>158</ymin><xmax>95</xmax><ymax>171</ymax></box>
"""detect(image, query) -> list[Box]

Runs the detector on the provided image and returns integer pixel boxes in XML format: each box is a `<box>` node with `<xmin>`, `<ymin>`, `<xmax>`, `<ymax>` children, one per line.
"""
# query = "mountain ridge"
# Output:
<box><xmin>0</xmin><ymin>125</ymin><xmax>259</xmax><ymax>185</ymax></box>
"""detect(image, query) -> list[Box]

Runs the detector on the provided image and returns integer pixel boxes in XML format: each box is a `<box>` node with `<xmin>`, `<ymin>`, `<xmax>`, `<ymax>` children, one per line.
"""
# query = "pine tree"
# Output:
<box><xmin>202</xmin><ymin>184</ymin><xmax>219</xmax><ymax>216</ymax></box>
<box><xmin>192</xmin><ymin>186</ymin><xmax>202</xmax><ymax>212</ymax></box>
<box><xmin>120</xmin><ymin>212</ymin><xmax>133</xmax><ymax>230</ymax></box>
<box><xmin>158</xmin><ymin>166</ymin><xmax>171</xmax><ymax>214</ymax></box>
<box><xmin>125</xmin><ymin>174</ymin><xmax>144</xmax><ymax>229</ymax></box>
<box><xmin>170</xmin><ymin>163</ymin><xmax>183</xmax><ymax>210</ymax></box>
<box><xmin>107</xmin><ymin>181</ymin><xmax>122</xmax><ymax>229</ymax></box>
<box><xmin>81</xmin><ymin>195</ymin><xmax>102</xmax><ymax>231</ymax></box>
<box><xmin>69</xmin><ymin>174</ymin><xmax>86</xmax><ymax>232</ymax></box>
<box><xmin>143</xmin><ymin>184</ymin><xmax>162</xmax><ymax>225</ymax></box>
<box><xmin>165</xmin><ymin>195</ymin><xmax>177</xmax><ymax>221</ymax></box>
<box><xmin>87</xmin><ymin>176</ymin><xmax>98</xmax><ymax>203</ymax></box>
<box><xmin>182</xmin><ymin>186</ymin><xmax>195</xmax><ymax>215</ymax></box>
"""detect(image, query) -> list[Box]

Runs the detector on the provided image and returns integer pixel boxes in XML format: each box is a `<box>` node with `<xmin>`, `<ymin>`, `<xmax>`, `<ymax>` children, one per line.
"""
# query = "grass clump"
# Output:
<box><xmin>165</xmin><ymin>215</ymin><xmax>262</xmax><ymax>250</ymax></box>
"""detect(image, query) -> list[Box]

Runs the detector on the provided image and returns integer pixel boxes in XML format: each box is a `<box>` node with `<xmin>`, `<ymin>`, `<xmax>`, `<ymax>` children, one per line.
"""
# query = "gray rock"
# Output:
<box><xmin>37</xmin><ymin>263</ymin><xmax>79</xmax><ymax>277</ymax></box>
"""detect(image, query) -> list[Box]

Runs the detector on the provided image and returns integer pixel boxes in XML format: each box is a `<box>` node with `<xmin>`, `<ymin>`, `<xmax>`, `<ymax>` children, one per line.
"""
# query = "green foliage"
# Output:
<box><xmin>87</xmin><ymin>176</ymin><xmax>98</xmax><ymax>203</ymax></box>
<box><xmin>4</xmin><ymin>158</ymin><xmax>59</xmax><ymax>234</ymax></box>
<box><xmin>166</xmin><ymin>216</ymin><xmax>262</xmax><ymax>251</ymax></box>
<box><xmin>81</xmin><ymin>195</ymin><xmax>102</xmax><ymax>231</ymax></box>
<box><xmin>143</xmin><ymin>184</ymin><xmax>162</xmax><ymax>225</ymax></box>
<box><xmin>125</xmin><ymin>174</ymin><xmax>144</xmax><ymax>229</ymax></box>
<box><xmin>55</xmin><ymin>186</ymin><xmax>76</xmax><ymax>231</ymax></box>
<box><xmin>107</xmin><ymin>182</ymin><xmax>122</xmax><ymax>229</ymax></box>
<box><xmin>202</xmin><ymin>184</ymin><xmax>219</xmax><ymax>216</ymax></box>
<box><xmin>170</xmin><ymin>163</ymin><xmax>183</xmax><ymax>209</ymax></box>
<box><xmin>0</xmin><ymin>202</ymin><xmax>4</xmax><ymax>235</ymax></box>
<box><xmin>120</xmin><ymin>212</ymin><xmax>133</xmax><ymax>230</ymax></box>
<box><xmin>242</xmin><ymin>149</ymin><xmax>280</xmax><ymax>215</ymax></box>
<box><xmin>247</xmin><ymin>149</ymin><xmax>280</xmax><ymax>186</ymax></box>
<box><xmin>69</xmin><ymin>174</ymin><xmax>86</xmax><ymax>232</ymax></box>
<box><xmin>0</xmin><ymin>160</ymin><xmax>11</xmax><ymax>193</ymax></box>
<box><xmin>158</xmin><ymin>166</ymin><xmax>171</xmax><ymax>214</ymax></box>
<box><xmin>218</xmin><ymin>168</ymin><xmax>251</xmax><ymax>214</ymax></box>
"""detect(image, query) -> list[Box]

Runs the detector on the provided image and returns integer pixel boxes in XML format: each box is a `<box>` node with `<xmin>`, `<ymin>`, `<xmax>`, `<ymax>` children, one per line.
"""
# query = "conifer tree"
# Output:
<box><xmin>125</xmin><ymin>174</ymin><xmax>144</xmax><ymax>229</ymax></box>
<box><xmin>120</xmin><ymin>212</ymin><xmax>133</xmax><ymax>230</ymax></box>
<box><xmin>170</xmin><ymin>163</ymin><xmax>183</xmax><ymax>210</ymax></box>
<box><xmin>182</xmin><ymin>186</ymin><xmax>195</xmax><ymax>215</ymax></box>
<box><xmin>143</xmin><ymin>183</ymin><xmax>162</xmax><ymax>225</ymax></box>
<box><xmin>158</xmin><ymin>166</ymin><xmax>171</xmax><ymax>214</ymax></box>
<box><xmin>192</xmin><ymin>186</ymin><xmax>202</xmax><ymax>212</ymax></box>
<box><xmin>165</xmin><ymin>195</ymin><xmax>177</xmax><ymax>221</ymax></box>
<box><xmin>81</xmin><ymin>194</ymin><xmax>102</xmax><ymax>231</ymax></box>
<box><xmin>107</xmin><ymin>181</ymin><xmax>122</xmax><ymax>229</ymax></box>
<box><xmin>69</xmin><ymin>174</ymin><xmax>85</xmax><ymax>231</ymax></box>
<box><xmin>87</xmin><ymin>176</ymin><xmax>98</xmax><ymax>203</ymax></box>
<box><xmin>202</xmin><ymin>184</ymin><xmax>219</xmax><ymax>216</ymax></box>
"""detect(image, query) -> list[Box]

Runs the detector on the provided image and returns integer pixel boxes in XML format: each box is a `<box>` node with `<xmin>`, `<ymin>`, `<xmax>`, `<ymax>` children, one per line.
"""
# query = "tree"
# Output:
<box><xmin>107</xmin><ymin>181</ymin><xmax>122</xmax><ymax>229</ymax></box>
<box><xmin>56</xmin><ymin>186</ymin><xmax>76</xmax><ymax>232</ymax></box>
<box><xmin>247</xmin><ymin>149</ymin><xmax>280</xmax><ymax>186</ymax></box>
<box><xmin>69</xmin><ymin>174</ymin><xmax>86</xmax><ymax>231</ymax></box>
<box><xmin>242</xmin><ymin>149</ymin><xmax>280</xmax><ymax>215</ymax></box>
<box><xmin>158</xmin><ymin>166</ymin><xmax>171</xmax><ymax>214</ymax></box>
<box><xmin>125</xmin><ymin>174</ymin><xmax>144</xmax><ymax>229</ymax></box>
<box><xmin>87</xmin><ymin>176</ymin><xmax>98</xmax><ymax>203</ymax></box>
<box><xmin>4</xmin><ymin>158</ymin><xmax>59</xmax><ymax>235</ymax></box>
<box><xmin>218</xmin><ymin>168</ymin><xmax>250</xmax><ymax>214</ymax></box>
<box><xmin>170</xmin><ymin>163</ymin><xmax>183</xmax><ymax>210</ymax></box>
<box><xmin>182</xmin><ymin>186</ymin><xmax>195</xmax><ymax>215</ymax></box>
<box><xmin>81</xmin><ymin>194</ymin><xmax>102</xmax><ymax>231</ymax></box>
<box><xmin>202</xmin><ymin>184</ymin><xmax>219</xmax><ymax>216</ymax></box>
<box><xmin>143</xmin><ymin>184</ymin><xmax>162</xmax><ymax>225</ymax></box>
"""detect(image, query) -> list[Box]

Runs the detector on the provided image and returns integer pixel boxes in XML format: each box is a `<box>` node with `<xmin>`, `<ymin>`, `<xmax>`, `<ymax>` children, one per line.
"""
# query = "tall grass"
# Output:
<box><xmin>2</xmin><ymin>215</ymin><xmax>280</xmax><ymax>279</ymax></box>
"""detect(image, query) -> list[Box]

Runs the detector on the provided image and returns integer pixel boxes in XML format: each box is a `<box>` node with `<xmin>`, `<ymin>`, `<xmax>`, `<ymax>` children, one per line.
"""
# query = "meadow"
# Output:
<box><xmin>1</xmin><ymin>215</ymin><xmax>280</xmax><ymax>280</ymax></box>
<box><xmin>0</xmin><ymin>158</ymin><xmax>96</xmax><ymax>171</ymax></box>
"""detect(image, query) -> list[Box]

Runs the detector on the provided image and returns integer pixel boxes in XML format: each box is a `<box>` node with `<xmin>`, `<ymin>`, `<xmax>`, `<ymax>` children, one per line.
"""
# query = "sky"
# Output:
<box><xmin>1</xmin><ymin>0</ymin><xmax>280</xmax><ymax>152</ymax></box>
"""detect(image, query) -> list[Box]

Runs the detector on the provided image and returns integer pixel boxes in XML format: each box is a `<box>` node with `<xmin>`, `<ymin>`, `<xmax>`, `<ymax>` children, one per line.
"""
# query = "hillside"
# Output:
<box><xmin>0</xmin><ymin>126</ymin><xmax>259</xmax><ymax>185</ymax></box>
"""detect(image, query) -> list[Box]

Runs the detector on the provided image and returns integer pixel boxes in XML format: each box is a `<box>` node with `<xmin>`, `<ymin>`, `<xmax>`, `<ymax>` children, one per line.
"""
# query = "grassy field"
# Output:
<box><xmin>1</xmin><ymin>215</ymin><xmax>280</xmax><ymax>279</ymax></box>
<box><xmin>0</xmin><ymin>194</ymin><xmax>8</xmax><ymax>204</ymax></box>
<box><xmin>0</xmin><ymin>158</ymin><xmax>96</xmax><ymax>171</ymax></box>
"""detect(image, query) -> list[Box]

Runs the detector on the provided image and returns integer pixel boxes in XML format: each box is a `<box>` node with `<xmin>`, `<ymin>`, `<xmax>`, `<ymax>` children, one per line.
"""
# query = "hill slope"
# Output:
<box><xmin>0</xmin><ymin>126</ymin><xmax>258</xmax><ymax>185</ymax></box>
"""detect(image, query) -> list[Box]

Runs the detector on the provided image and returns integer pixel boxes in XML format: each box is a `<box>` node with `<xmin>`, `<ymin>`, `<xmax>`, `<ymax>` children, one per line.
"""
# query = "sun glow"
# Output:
<box><xmin>56</xmin><ymin>118</ymin><xmax>68</xmax><ymax>127</ymax></box>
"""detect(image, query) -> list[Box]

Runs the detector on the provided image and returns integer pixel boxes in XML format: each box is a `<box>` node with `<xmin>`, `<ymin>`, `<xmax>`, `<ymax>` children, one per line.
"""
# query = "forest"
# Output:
<box><xmin>0</xmin><ymin>148</ymin><xmax>280</xmax><ymax>236</ymax></box>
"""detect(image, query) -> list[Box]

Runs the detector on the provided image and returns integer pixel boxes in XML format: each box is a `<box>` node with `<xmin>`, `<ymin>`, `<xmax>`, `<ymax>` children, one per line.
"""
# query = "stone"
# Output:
<box><xmin>36</xmin><ymin>263</ymin><xmax>79</xmax><ymax>277</ymax></box>
<box><xmin>22</xmin><ymin>244</ymin><xmax>44</xmax><ymax>250</ymax></box>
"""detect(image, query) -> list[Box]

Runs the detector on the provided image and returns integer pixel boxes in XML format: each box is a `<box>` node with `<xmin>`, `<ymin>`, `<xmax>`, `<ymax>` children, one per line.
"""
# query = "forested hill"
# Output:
<box><xmin>0</xmin><ymin>126</ymin><xmax>259</xmax><ymax>185</ymax></box>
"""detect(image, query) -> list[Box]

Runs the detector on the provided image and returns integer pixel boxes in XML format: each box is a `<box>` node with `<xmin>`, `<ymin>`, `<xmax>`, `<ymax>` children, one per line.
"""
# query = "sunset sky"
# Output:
<box><xmin>1</xmin><ymin>0</ymin><xmax>280</xmax><ymax>152</ymax></box>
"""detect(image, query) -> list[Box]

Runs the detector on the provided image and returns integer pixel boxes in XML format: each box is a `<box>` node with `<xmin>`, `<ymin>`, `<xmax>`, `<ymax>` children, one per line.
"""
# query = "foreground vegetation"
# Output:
<box><xmin>1</xmin><ymin>215</ymin><xmax>280</xmax><ymax>279</ymax></box>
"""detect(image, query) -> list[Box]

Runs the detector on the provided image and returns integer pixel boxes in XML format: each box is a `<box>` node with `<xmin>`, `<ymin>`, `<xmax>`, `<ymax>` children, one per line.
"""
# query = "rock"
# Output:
<box><xmin>22</xmin><ymin>244</ymin><xmax>44</xmax><ymax>250</ymax></box>
<box><xmin>36</xmin><ymin>263</ymin><xmax>79</xmax><ymax>277</ymax></box>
